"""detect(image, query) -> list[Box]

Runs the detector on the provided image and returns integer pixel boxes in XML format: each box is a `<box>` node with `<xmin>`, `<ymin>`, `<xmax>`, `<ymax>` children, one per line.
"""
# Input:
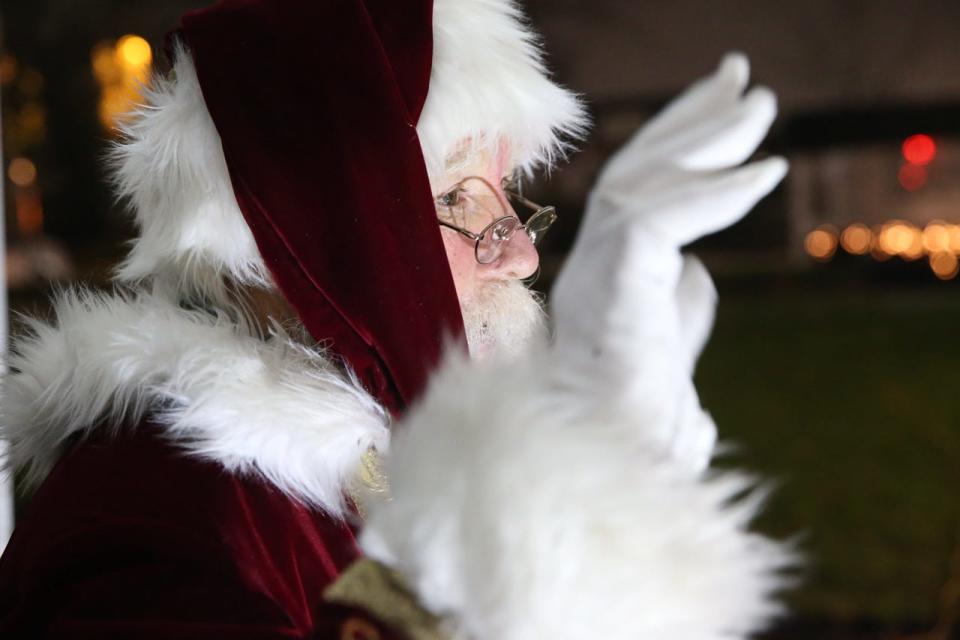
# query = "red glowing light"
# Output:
<box><xmin>898</xmin><ymin>163</ymin><xmax>927</xmax><ymax>191</ymax></box>
<box><xmin>902</xmin><ymin>134</ymin><xmax>936</xmax><ymax>166</ymax></box>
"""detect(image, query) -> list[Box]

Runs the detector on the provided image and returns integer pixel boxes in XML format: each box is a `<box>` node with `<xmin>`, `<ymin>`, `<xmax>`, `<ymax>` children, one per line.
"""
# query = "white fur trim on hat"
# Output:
<box><xmin>109</xmin><ymin>42</ymin><xmax>268</xmax><ymax>289</ymax></box>
<box><xmin>419</xmin><ymin>0</ymin><xmax>588</xmax><ymax>175</ymax></box>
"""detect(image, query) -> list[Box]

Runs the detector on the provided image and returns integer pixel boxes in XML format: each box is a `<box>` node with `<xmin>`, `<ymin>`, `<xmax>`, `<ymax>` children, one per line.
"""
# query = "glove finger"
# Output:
<box><xmin>647</xmin><ymin>156</ymin><xmax>788</xmax><ymax>245</ymax></box>
<box><xmin>579</xmin><ymin>157</ymin><xmax>787</xmax><ymax>246</ymax></box>
<box><xmin>674</xmin><ymin>86</ymin><xmax>777</xmax><ymax>171</ymax></box>
<box><xmin>597</xmin><ymin>53</ymin><xmax>750</xmax><ymax>188</ymax></box>
<box><xmin>638</xmin><ymin>52</ymin><xmax>750</xmax><ymax>147</ymax></box>
<box><xmin>601</xmin><ymin>86</ymin><xmax>776</xmax><ymax>194</ymax></box>
<box><xmin>676</xmin><ymin>255</ymin><xmax>717</xmax><ymax>375</ymax></box>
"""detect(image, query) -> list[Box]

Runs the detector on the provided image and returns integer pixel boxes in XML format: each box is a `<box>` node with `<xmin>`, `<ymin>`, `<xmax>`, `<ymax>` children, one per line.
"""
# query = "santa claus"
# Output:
<box><xmin>0</xmin><ymin>0</ymin><xmax>793</xmax><ymax>638</ymax></box>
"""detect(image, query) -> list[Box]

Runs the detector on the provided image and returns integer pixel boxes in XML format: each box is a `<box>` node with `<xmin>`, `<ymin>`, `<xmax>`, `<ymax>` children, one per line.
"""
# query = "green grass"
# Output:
<box><xmin>697</xmin><ymin>288</ymin><xmax>960</xmax><ymax>625</ymax></box>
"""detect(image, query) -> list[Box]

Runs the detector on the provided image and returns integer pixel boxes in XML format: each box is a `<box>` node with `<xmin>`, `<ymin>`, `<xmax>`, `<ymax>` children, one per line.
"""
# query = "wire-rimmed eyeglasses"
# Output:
<box><xmin>435</xmin><ymin>175</ymin><xmax>557</xmax><ymax>264</ymax></box>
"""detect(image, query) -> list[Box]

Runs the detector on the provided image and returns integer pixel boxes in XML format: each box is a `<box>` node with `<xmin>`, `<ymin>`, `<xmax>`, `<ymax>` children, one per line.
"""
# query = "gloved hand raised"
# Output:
<box><xmin>361</xmin><ymin>54</ymin><xmax>795</xmax><ymax>640</ymax></box>
<box><xmin>549</xmin><ymin>53</ymin><xmax>787</xmax><ymax>471</ymax></box>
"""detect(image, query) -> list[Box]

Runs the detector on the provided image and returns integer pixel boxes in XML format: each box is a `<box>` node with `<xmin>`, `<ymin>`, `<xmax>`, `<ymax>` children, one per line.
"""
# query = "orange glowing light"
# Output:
<box><xmin>92</xmin><ymin>36</ymin><xmax>153</xmax><ymax>132</ymax></box>
<box><xmin>97</xmin><ymin>85</ymin><xmax>134</xmax><ymax>129</ymax></box>
<box><xmin>903</xmin><ymin>229</ymin><xmax>925</xmax><ymax>261</ymax></box>
<box><xmin>898</xmin><ymin>163</ymin><xmax>927</xmax><ymax>191</ymax></box>
<box><xmin>930</xmin><ymin>252</ymin><xmax>959</xmax><ymax>280</ymax></box>
<box><xmin>8</xmin><ymin>157</ymin><xmax>37</xmax><ymax>187</ymax></box>
<box><xmin>117</xmin><ymin>35</ymin><xmax>152</xmax><ymax>70</ymax></box>
<box><xmin>923</xmin><ymin>221</ymin><xmax>951</xmax><ymax>253</ymax></box>
<box><xmin>14</xmin><ymin>189</ymin><xmax>43</xmax><ymax>235</ymax></box>
<box><xmin>840</xmin><ymin>223</ymin><xmax>872</xmax><ymax>255</ymax></box>
<box><xmin>879</xmin><ymin>221</ymin><xmax>915</xmax><ymax>255</ymax></box>
<box><xmin>948</xmin><ymin>225</ymin><xmax>960</xmax><ymax>254</ymax></box>
<box><xmin>805</xmin><ymin>226</ymin><xmax>838</xmax><ymax>261</ymax></box>
<box><xmin>902</xmin><ymin>134</ymin><xmax>936</xmax><ymax>166</ymax></box>
<box><xmin>0</xmin><ymin>55</ymin><xmax>17</xmax><ymax>86</ymax></box>
<box><xmin>92</xmin><ymin>42</ymin><xmax>121</xmax><ymax>84</ymax></box>
<box><xmin>870</xmin><ymin>225</ymin><xmax>891</xmax><ymax>260</ymax></box>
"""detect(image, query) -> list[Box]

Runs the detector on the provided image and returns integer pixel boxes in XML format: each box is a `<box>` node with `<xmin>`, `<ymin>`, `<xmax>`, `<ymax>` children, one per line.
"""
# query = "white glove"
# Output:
<box><xmin>549</xmin><ymin>52</ymin><xmax>787</xmax><ymax>471</ymax></box>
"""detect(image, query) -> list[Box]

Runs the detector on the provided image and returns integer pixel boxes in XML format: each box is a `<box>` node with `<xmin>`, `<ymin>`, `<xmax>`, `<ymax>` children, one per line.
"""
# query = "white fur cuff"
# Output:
<box><xmin>362</xmin><ymin>346</ymin><xmax>794</xmax><ymax>640</ymax></box>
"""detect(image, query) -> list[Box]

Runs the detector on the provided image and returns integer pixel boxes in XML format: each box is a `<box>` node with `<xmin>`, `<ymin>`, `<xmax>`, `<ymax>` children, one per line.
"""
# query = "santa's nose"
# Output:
<box><xmin>483</xmin><ymin>218</ymin><xmax>540</xmax><ymax>280</ymax></box>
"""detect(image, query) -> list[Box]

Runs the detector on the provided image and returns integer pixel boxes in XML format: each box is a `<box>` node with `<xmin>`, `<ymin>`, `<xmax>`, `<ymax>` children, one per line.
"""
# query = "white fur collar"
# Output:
<box><xmin>2</xmin><ymin>289</ymin><xmax>390</xmax><ymax>517</ymax></box>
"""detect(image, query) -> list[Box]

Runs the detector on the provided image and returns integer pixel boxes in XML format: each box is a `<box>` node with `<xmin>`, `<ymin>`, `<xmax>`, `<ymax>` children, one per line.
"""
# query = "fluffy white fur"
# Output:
<box><xmin>362</xmin><ymin>346</ymin><xmax>795</xmax><ymax>640</ymax></box>
<box><xmin>109</xmin><ymin>42</ymin><xmax>269</xmax><ymax>289</ymax></box>
<box><xmin>111</xmin><ymin>0</ymin><xmax>586</xmax><ymax>288</ymax></box>
<box><xmin>420</xmin><ymin>0</ymin><xmax>588</xmax><ymax>176</ymax></box>
<box><xmin>2</xmin><ymin>290</ymin><xmax>389</xmax><ymax>517</ymax></box>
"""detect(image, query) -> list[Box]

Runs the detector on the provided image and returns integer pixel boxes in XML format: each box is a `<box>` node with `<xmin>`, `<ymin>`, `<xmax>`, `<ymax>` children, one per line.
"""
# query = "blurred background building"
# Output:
<box><xmin>2</xmin><ymin>1</ymin><xmax>959</xmax><ymax>638</ymax></box>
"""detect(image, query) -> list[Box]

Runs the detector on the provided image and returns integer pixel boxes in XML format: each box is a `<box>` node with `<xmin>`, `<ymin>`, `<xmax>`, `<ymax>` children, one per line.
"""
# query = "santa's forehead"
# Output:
<box><xmin>430</xmin><ymin>141</ymin><xmax>515</xmax><ymax>194</ymax></box>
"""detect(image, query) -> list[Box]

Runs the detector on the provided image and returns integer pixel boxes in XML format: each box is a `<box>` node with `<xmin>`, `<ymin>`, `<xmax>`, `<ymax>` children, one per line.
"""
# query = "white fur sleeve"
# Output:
<box><xmin>361</xmin><ymin>345</ymin><xmax>793</xmax><ymax>640</ymax></box>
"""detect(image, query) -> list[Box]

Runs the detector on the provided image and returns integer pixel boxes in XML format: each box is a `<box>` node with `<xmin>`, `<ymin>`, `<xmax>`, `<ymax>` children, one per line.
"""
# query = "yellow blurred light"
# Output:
<box><xmin>805</xmin><ymin>226</ymin><xmax>838</xmax><ymax>261</ymax></box>
<box><xmin>98</xmin><ymin>85</ymin><xmax>135</xmax><ymax>129</ymax></box>
<box><xmin>923</xmin><ymin>221</ymin><xmax>951</xmax><ymax>253</ymax></box>
<box><xmin>870</xmin><ymin>225</ymin><xmax>890</xmax><ymax>261</ymax></box>
<box><xmin>947</xmin><ymin>225</ymin><xmax>960</xmax><ymax>254</ymax></box>
<box><xmin>116</xmin><ymin>35</ymin><xmax>152</xmax><ymax>69</ymax></box>
<box><xmin>902</xmin><ymin>228</ymin><xmax>925</xmax><ymax>261</ymax></box>
<box><xmin>93</xmin><ymin>37</ymin><xmax>152</xmax><ymax>132</ymax></box>
<box><xmin>930</xmin><ymin>252</ymin><xmax>959</xmax><ymax>280</ymax></box>
<box><xmin>879</xmin><ymin>220</ymin><xmax>917</xmax><ymax>256</ymax></box>
<box><xmin>877</xmin><ymin>223</ymin><xmax>897</xmax><ymax>254</ymax></box>
<box><xmin>840</xmin><ymin>223</ymin><xmax>872</xmax><ymax>255</ymax></box>
<box><xmin>0</xmin><ymin>55</ymin><xmax>17</xmax><ymax>86</ymax></box>
<box><xmin>8</xmin><ymin>157</ymin><xmax>37</xmax><ymax>187</ymax></box>
<box><xmin>92</xmin><ymin>42</ymin><xmax>121</xmax><ymax>84</ymax></box>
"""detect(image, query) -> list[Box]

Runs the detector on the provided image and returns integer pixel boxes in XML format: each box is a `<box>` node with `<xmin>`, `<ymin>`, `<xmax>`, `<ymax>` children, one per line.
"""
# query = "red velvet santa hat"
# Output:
<box><xmin>110</xmin><ymin>0</ymin><xmax>587</xmax><ymax>411</ymax></box>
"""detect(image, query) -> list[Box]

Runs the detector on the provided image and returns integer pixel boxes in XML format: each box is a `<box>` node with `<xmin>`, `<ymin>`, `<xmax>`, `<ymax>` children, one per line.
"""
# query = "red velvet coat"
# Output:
<box><xmin>0</xmin><ymin>424</ymin><xmax>400</xmax><ymax>639</ymax></box>
<box><xmin>0</xmin><ymin>3</ymin><xmax>465</xmax><ymax>634</ymax></box>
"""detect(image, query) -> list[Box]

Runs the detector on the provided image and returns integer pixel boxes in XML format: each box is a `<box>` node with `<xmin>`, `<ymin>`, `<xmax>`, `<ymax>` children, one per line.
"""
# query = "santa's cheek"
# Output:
<box><xmin>439</xmin><ymin>231</ymin><xmax>479</xmax><ymax>303</ymax></box>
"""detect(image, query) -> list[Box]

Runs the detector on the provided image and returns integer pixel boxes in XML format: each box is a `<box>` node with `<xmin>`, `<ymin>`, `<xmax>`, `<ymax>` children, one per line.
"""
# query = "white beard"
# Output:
<box><xmin>459</xmin><ymin>280</ymin><xmax>546</xmax><ymax>360</ymax></box>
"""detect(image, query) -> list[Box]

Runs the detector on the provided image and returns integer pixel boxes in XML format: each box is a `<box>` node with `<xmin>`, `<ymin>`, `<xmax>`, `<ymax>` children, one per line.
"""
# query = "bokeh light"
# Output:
<box><xmin>8</xmin><ymin>157</ymin><xmax>37</xmax><ymax>187</ymax></box>
<box><xmin>92</xmin><ymin>35</ymin><xmax>153</xmax><ymax>131</ymax></box>
<box><xmin>929</xmin><ymin>251</ymin><xmax>959</xmax><ymax>280</ymax></box>
<box><xmin>898</xmin><ymin>163</ymin><xmax>927</xmax><ymax>191</ymax></box>
<box><xmin>0</xmin><ymin>55</ymin><xmax>17</xmax><ymax>86</ymax></box>
<box><xmin>805</xmin><ymin>225</ymin><xmax>838</xmax><ymax>261</ymax></box>
<box><xmin>117</xmin><ymin>35</ymin><xmax>152</xmax><ymax>70</ymax></box>
<box><xmin>948</xmin><ymin>226</ymin><xmax>960</xmax><ymax>254</ymax></box>
<box><xmin>878</xmin><ymin>220</ymin><xmax>914</xmax><ymax>255</ymax></box>
<box><xmin>902</xmin><ymin>228</ymin><xmax>925</xmax><ymax>260</ymax></box>
<box><xmin>902</xmin><ymin>134</ymin><xmax>937</xmax><ymax>166</ymax></box>
<box><xmin>835</xmin><ymin>219</ymin><xmax>960</xmax><ymax>274</ymax></box>
<box><xmin>92</xmin><ymin>42</ymin><xmax>121</xmax><ymax>84</ymax></box>
<box><xmin>922</xmin><ymin>221</ymin><xmax>950</xmax><ymax>253</ymax></box>
<box><xmin>870</xmin><ymin>224</ymin><xmax>890</xmax><ymax>260</ymax></box>
<box><xmin>840</xmin><ymin>223</ymin><xmax>872</xmax><ymax>255</ymax></box>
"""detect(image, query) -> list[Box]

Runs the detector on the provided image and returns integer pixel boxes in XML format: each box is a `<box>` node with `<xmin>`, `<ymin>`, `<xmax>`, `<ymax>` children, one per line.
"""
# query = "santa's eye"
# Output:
<box><xmin>437</xmin><ymin>188</ymin><xmax>464</xmax><ymax>208</ymax></box>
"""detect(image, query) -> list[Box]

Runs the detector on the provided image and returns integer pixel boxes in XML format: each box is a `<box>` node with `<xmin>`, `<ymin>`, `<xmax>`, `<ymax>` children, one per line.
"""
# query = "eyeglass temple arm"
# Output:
<box><xmin>506</xmin><ymin>189</ymin><xmax>553</xmax><ymax>216</ymax></box>
<box><xmin>438</xmin><ymin>219</ymin><xmax>482</xmax><ymax>241</ymax></box>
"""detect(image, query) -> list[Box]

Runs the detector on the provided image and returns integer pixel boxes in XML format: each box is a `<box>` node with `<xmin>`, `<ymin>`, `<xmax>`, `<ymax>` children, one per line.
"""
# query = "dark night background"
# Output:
<box><xmin>2</xmin><ymin>1</ymin><xmax>960</xmax><ymax>638</ymax></box>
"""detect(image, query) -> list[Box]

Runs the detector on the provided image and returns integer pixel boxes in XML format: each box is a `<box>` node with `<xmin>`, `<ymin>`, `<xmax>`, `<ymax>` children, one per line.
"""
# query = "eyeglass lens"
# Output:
<box><xmin>476</xmin><ymin>217</ymin><xmax>521</xmax><ymax>263</ymax></box>
<box><xmin>436</xmin><ymin>175</ymin><xmax>557</xmax><ymax>264</ymax></box>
